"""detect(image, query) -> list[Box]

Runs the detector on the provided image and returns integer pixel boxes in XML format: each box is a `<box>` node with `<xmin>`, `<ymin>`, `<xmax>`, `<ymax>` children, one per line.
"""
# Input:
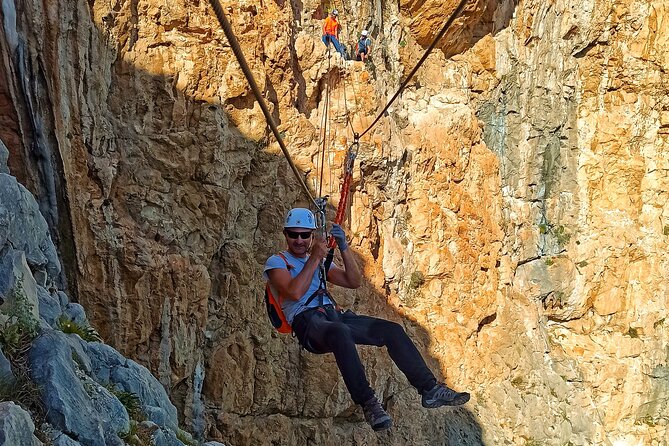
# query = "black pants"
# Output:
<box><xmin>292</xmin><ymin>305</ymin><xmax>437</xmax><ymax>405</ymax></box>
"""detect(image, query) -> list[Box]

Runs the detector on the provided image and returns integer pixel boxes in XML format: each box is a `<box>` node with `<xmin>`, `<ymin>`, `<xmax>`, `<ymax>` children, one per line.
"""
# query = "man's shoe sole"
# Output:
<box><xmin>372</xmin><ymin>419</ymin><xmax>393</xmax><ymax>431</ymax></box>
<box><xmin>422</xmin><ymin>392</ymin><xmax>471</xmax><ymax>408</ymax></box>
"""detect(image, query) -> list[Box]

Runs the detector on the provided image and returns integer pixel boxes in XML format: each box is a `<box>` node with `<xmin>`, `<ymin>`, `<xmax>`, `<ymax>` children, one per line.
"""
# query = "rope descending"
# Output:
<box><xmin>208</xmin><ymin>0</ymin><xmax>316</xmax><ymax>205</ymax></box>
<box><xmin>209</xmin><ymin>0</ymin><xmax>471</xmax><ymax>231</ymax></box>
<box><xmin>358</xmin><ymin>0</ymin><xmax>469</xmax><ymax>139</ymax></box>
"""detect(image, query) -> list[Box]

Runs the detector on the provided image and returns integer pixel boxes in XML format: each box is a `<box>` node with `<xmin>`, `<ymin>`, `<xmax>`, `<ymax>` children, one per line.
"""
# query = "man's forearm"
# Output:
<box><xmin>340</xmin><ymin>248</ymin><xmax>362</xmax><ymax>288</ymax></box>
<box><xmin>284</xmin><ymin>255</ymin><xmax>321</xmax><ymax>300</ymax></box>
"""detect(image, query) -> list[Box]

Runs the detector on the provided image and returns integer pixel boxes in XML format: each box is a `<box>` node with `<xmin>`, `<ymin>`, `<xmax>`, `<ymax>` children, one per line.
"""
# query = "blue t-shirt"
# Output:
<box><xmin>263</xmin><ymin>251</ymin><xmax>334</xmax><ymax>323</ymax></box>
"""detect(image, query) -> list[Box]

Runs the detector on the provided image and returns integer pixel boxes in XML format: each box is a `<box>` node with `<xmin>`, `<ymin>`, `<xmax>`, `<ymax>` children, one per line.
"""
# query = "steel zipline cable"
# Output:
<box><xmin>358</xmin><ymin>0</ymin><xmax>469</xmax><ymax>139</ymax></box>
<box><xmin>208</xmin><ymin>0</ymin><xmax>469</xmax><ymax>199</ymax></box>
<box><xmin>208</xmin><ymin>0</ymin><xmax>316</xmax><ymax>205</ymax></box>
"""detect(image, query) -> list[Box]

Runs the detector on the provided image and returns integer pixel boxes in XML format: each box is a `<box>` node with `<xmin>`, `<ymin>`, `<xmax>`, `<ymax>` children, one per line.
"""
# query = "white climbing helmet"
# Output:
<box><xmin>331</xmin><ymin>9</ymin><xmax>338</xmax><ymax>16</ymax></box>
<box><xmin>284</xmin><ymin>208</ymin><xmax>317</xmax><ymax>229</ymax></box>
<box><xmin>361</xmin><ymin>30</ymin><xmax>368</xmax><ymax>36</ymax></box>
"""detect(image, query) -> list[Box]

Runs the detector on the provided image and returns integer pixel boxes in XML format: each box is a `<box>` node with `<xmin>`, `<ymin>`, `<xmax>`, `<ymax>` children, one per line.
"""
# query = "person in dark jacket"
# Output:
<box><xmin>355</xmin><ymin>30</ymin><xmax>372</xmax><ymax>62</ymax></box>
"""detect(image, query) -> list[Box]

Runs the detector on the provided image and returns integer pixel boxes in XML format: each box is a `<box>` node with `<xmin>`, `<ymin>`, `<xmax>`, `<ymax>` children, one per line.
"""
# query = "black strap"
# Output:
<box><xmin>304</xmin><ymin>286</ymin><xmax>338</xmax><ymax>309</ymax></box>
<box><xmin>323</xmin><ymin>248</ymin><xmax>335</xmax><ymax>275</ymax></box>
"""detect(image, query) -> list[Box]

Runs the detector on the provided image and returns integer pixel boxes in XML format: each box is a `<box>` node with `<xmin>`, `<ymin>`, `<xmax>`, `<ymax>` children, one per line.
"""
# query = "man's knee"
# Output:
<box><xmin>381</xmin><ymin>320</ymin><xmax>406</xmax><ymax>340</ymax></box>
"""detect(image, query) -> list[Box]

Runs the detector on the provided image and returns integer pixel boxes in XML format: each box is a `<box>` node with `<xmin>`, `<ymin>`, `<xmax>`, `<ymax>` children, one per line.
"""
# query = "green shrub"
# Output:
<box><xmin>538</xmin><ymin>222</ymin><xmax>572</xmax><ymax>247</ymax></box>
<box><xmin>0</xmin><ymin>371</ymin><xmax>42</xmax><ymax>411</ymax></box>
<box><xmin>0</xmin><ymin>281</ymin><xmax>43</xmax><ymax>414</ymax></box>
<box><xmin>554</xmin><ymin>225</ymin><xmax>571</xmax><ymax>247</ymax></box>
<box><xmin>176</xmin><ymin>429</ymin><xmax>198</xmax><ymax>446</ymax></box>
<box><xmin>626</xmin><ymin>327</ymin><xmax>640</xmax><ymax>338</ymax></box>
<box><xmin>57</xmin><ymin>316</ymin><xmax>102</xmax><ymax>343</ymax></box>
<box><xmin>408</xmin><ymin>271</ymin><xmax>425</xmax><ymax>290</ymax></box>
<box><xmin>106</xmin><ymin>384</ymin><xmax>145</xmax><ymax>422</ymax></box>
<box><xmin>0</xmin><ymin>281</ymin><xmax>39</xmax><ymax>356</ymax></box>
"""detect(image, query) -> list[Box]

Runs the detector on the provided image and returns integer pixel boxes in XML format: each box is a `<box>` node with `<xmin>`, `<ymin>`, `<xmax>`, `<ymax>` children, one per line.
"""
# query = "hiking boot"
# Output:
<box><xmin>421</xmin><ymin>383</ymin><xmax>470</xmax><ymax>408</ymax></box>
<box><xmin>362</xmin><ymin>396</ymin><xmax>392</xmax><ymax>431</ymax></box>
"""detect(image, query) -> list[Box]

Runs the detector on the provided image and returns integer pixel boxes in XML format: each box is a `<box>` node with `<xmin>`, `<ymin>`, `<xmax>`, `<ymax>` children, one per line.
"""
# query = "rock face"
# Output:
<box><xmin>1</xmin><ymin>0</ymin><xmax>668</xmax><ymax>445</ymax></box>
<box><xmin>0</xmin><ymin>140</ymin><xmax>8</xmax><ymax>174</ymax></box>
<box><xmin>29</xmin><ymin>331</ymin><xmax>130</xmax><ymax>446</ymax></box>
<box><xmin>0</xmin><ymin>140</ymin><xmax>199</xmax><ymax>446</ymax></box>
<box><xmin>0</xmin><ymin>402</ymin><xmax>41</xmax><ymax>446</ymax></box>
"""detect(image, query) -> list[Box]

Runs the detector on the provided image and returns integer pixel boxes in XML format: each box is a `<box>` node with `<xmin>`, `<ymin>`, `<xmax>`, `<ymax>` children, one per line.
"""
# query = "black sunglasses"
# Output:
<box><xmin>285</xmin><ymin>230</ymin><xmax>313</xmax><ymax>239</ymax></box>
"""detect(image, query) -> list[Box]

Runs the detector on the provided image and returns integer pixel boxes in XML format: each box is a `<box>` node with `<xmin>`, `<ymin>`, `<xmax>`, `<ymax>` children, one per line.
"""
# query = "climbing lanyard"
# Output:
<box><xmin>323</xmin><ymin>138</ymin><xmax>359</xmax><ymax>272</ymax></box>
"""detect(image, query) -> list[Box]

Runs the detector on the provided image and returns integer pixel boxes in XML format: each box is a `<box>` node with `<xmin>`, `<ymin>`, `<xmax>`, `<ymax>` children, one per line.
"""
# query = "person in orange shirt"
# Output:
<box><xmin>322</xmin><ymin>10</ymin><xmax>347</xmax><ymax>58</ymax></box>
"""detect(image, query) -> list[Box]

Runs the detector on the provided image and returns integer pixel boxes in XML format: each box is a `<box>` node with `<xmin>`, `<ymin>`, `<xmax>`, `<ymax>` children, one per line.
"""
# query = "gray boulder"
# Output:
<box><xmin>152</xmin><ymin>427</ymin><xmax>185</xmax><ymax>446</ymax></box>
<box><xmin>0</xmin><ymin>174</ymin><xmax>60</xmax><ymax>280</ymax></box>
<box><xmin>56</xmin><ymin>291</ymin><xmax>69</xmax><ymax>307</ymax></box>
<box><xmin>43</xmin><ymin>426</ymin><xmax>81</xmax><ymax>446</ymax></box>
<box><xmin>204</xmin><ymin>442</ymin><xmax>228</xmax><ymax>446</ymax></box>
<box><xmin>0</xmin><ymin>140</ymin><xmax>8</xmax><ymax>174</ymax></box>
<box><xmin>28</xmin><ymin>330</ymin><xmax>128</xmax><ymax>446</ymax></box>
<box><xmin>0</xmin><ymin>401</ymin><xmax>42</xmax><ymax>446</ymax></box>
<box><xmin>32</xmin><ymin>268</ymin><xmax>48</xmax><ymax>287</ymax></box>
<box><xmin>37</xmin><ymin>285</ymin><xmax>62</xmax><ymax>327</ymax></box>
<box><xmin>62</xmin><ymin>303</ymin><xmax>88</xmax><ymax>326</ymax></box>
<box><xmin>86</xmin><ymin>342</ymin><xmax>178</xmax><ymax>430</ymax></box>
<box><xmin>64</xmin><ymin>335</ymin><xmax>92</xmax><ymax>374</ymax></box>
<box><xmin>83</xmin><ymin>374</ymin><xmax>128</xmax><ymax>446</ymax></box>
<box><xmin>52</xmin><ymin>434</ymin><xmax>81</xmax><ymax>446</ymax></box>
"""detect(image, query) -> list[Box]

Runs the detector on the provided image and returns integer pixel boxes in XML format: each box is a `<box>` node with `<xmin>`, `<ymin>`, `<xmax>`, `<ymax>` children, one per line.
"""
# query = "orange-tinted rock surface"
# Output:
<box><xmin>1</xmin><ymin>0</ymin><xmax>668</xmax><ymax>444</ymax></box>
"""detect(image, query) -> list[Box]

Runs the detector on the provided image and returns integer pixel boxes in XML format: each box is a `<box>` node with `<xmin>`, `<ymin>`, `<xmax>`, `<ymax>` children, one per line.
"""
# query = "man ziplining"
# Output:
<box><xmin>264</xmin><ymin>208</ymin><xmax>471</xmax><ymax>432</ymax></box>
<box><xmin>208</xmin><ymin>0</ymin><xmax>473</xmax><ymax>431</ymax></box>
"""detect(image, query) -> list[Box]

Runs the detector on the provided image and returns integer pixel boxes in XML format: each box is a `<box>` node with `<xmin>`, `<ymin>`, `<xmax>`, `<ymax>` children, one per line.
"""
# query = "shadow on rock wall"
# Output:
<box><xmin>401</xmin><ymin>0</ymin><xmax>517</xmax><ymax>58</ymax></box>
<box><xmin>0</xmin><ymin>0</ymin><xmax>513</xmax><ymax>443</ymax></box>
<box><xmin>207</xmin><ymin>240</ymin><xmax>485</xmax><ymax>445</ymax></box>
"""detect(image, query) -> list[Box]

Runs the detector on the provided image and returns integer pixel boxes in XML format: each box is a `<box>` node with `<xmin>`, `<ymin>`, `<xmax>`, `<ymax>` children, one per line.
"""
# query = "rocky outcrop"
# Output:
<box><xmin>0</xmin><ymin>175</ymin><xmax>60</xmax><ymax>283</ymax></box>
<box><xmin>0</xmin><ymin>154</ymin><xmax>221</xmax><ymax>445</ymax></box>
<box><xmin>1</xmin><ymin>0</ymin><xmax>668</xmax><ymax>445</ymax></box>
<box><xmin>0</xmin><ymin>402</ymin><xmax>41</xmax><ymax>446</ymax></box>
<box><xmin>29</xmin><ymin>331</ymin><xmax>130</xmax><ymax>446</ymax></box>
<box><xmin>0</xmin><ymin>140</ymin><xmax>8</xmax><ymax>174</ymax></box>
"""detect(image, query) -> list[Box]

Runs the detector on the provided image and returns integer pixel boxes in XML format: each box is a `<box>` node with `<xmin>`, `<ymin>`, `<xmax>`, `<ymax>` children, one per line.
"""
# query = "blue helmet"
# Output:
<box><xmin>284</xmin><ymin>208</ymin><xmax>317</xmax><ymax>229</ymax></box>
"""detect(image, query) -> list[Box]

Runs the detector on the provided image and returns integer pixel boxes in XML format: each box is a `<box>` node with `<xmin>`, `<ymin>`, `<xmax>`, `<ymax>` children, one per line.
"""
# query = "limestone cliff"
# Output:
<box><xmin>1</xmin><ymin>0</ymin><xmax>668</xmax><ymax>444</ymax></box>
<box><xmin>0</xmin><ymin>145</ymin><xmax>221</xmax><ymax>445</ymax></box>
